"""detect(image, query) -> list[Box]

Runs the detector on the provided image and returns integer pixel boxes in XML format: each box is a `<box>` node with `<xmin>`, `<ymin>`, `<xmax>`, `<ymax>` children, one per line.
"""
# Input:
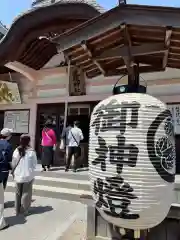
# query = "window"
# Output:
<box><xmin>69</xmin><ymin>108</ymin><xmax>79</xmax><ymax>116</ymax></box>
<box><xmin>80</xmin><ymin>108</ymin><xmax>90</xmax><ymax>115</ymax></box>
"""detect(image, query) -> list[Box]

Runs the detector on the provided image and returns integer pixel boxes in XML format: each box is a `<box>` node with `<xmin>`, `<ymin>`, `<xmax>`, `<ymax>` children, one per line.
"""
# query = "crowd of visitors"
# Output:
<box><xmin>42</xmin><ymin>119</ymin><xmax>84</xmax><ymax>172</ymax></box>
<box><xmin>0</xmin><ymin>119</ymin><xmax>84</xmax><ymax>231</ymax></box>
<box><xmin>0</xmin><ymin>129</ymin><xmax>37</xmax><ymax>230</ymax></box>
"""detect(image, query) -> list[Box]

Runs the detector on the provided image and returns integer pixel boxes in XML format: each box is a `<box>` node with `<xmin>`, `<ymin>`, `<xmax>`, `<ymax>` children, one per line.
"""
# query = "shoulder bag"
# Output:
<box><xmin>11</xmin><ymin>155</ymin><xmax>22</xmax><ymax>178</ymax></box>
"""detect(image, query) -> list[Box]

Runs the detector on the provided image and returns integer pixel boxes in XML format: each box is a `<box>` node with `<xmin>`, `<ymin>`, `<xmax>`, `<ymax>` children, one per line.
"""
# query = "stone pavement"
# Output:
<box><xmin>58</xmin><ymin>219</ymin><xmax>86</xmax><ymax>240</ymax></box>
<box><xmin>1</xmin><ymin>192</ymin><xmax>87</xmax><ymax>240</ymax></box>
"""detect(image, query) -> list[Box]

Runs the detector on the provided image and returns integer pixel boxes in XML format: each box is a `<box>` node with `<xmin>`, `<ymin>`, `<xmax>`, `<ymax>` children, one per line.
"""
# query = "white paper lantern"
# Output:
<box><xmin>89</xmin><ymin>93</ymin><xmax>175</xmax><ymax>230</ymax></box>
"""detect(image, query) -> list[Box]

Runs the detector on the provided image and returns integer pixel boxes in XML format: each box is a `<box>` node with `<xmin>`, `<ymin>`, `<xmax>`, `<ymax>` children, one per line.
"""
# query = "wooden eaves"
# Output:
<box><xmin>0</xmin><ymin>2</ymin><xmax>100</xmax><ymax>74</ymax></box>
<box><xmin>53</xmin><ymin>4</ymin><xmax>180</xmax><ymax>79</ymax></box>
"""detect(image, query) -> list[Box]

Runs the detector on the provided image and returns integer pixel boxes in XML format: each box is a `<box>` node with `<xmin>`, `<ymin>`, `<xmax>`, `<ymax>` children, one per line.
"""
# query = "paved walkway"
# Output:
<box><xmin>1</xmin><ymin>192</ymin><xmax>87</xmax><ymax>240</ymax></box>
<box><xmin>59</xmin><ymin>219</ymin><xmax>86</xmax><ymax>240</ymax></box>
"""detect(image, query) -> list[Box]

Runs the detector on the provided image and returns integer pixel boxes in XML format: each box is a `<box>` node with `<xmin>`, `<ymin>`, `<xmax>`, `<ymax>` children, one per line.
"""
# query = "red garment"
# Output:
<box><xmin>41</xmin><ymin>128</ymin><xmax>56</xmax><ymax>146</ymax></box>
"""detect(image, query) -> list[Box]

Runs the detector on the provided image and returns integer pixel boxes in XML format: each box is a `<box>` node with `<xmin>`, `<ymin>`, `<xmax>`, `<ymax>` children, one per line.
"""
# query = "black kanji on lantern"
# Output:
<box><xmin>94</xmin><ymin>178</ymin><xmax>109</xmax><ymax>208</ymax></box>
<box><xmin>91</xmin><ymin>99</ymin><xmax>119</xmax><ymax>136</ymax></box>
<box><xmin>109</xmin><ymin>135</ymin><xmax>139</xmax><ymax>174</ymax></box>
<box><xmin>92</xmin><ymin>134</ymin><xmax>139</xmax><ymax>173</ymax></box>
<box><xmin>92</xmin><ymin>100</ymin><xmax>140</xmax><ymax>172</ymax></box>
<box><xmin>92</xmin><ymin>136</ymin><xmax>108</xmax><ymax>171</ymax></box>
<box><xmin>94</xmin><ymin>176</ymin><xmax>139</xmax><ymax>219</ymax></box>
<box><xmin>91</xmin><ymin>99</ymin><xmax>140</xmax><ymax>136</ymax></box>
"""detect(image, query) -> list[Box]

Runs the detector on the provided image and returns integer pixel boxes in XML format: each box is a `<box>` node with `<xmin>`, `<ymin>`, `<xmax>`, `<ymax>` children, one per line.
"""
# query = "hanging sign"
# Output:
<box><xmin>0</xmin><ymin>81</ymin><xmax>21</xmax><ymax>104</ymax></box>
<box><xmin>168</xmin><ymin>104</ymin><xmax>180</xmax><ymax>134</ymax></box>
<box><xmin>69</xmin><ymin>67</ymin><xmax>86</xmax><ymax>96</ymax></box>
<box><xmin>4</xmin><ymin>110</ymin><xmax>29</xmax><ymax>133</ymax></box>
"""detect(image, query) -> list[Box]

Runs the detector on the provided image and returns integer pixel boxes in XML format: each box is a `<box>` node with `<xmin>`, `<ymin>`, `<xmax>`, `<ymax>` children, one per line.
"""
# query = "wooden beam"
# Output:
<box><xmin>83</xmin><ymin>65</ymin><xmax>97</xmax><ymax>72</ymax></box>
<box><xmin>168</xmin><ymin>58</ymin><xmax>180</xmax><ymax>62</ymax></box>
<box><xmin>135</xmin><ymin>55</ymin><xmax>162</xmax><ymax>65</ymax></box>
<box><xmin>122</xmin><ymin>25</ymin><xmax>135</xmax><ymax>84</ymax></box>
<box><xmin>76</xmin><ymin>59</ymin><xmax>93</xmax><ymax>67</ymax></box>
<box><xmin>70</xmin><ymin>40</ymin><xmax>124</xmax><ymax>63</ymax></box>
<box><xmin>102</xmin><ymin>58</ymin><xmax>125</xmax><ymax>70</ymax></box>
<box><xmin>81</xmin><ymin>41</ymin><xmax>105</xmax><ymax>75</ymax></box>
<box><xmin>95</xmin><ymin>43</ymin><xmax>166</xmax><ymax>60</ymax></box>
<box><xmin>169</xmin><ymin>52</ymin><xmax>180</xmax><ymax>60</ymax></box>
<box><xmin>55</xmin><ymin>6</ymin><xmax>180</xmax><ymax>52</ymax></box>
<box><xmin>66</xmin><ymin>29</ymin><xmax>124</xmax><ymax>58</ymax></box>
<box><xmin>105</xmin><ymin>65</ymin><xmax>164</xmax><ymax>76</ymax></box>
<box><xmin>5</xmin><ymin>61</ymin><xmax>38</xmax><ymax>82</ymax></box>
<box><xmin>162</xmin><ymin>28</ymin><xmax>172</xmax><ymax>68</ymax></box>
<box><xmin>90</xmin><ymin>28</ymin><xmax>123</xmax><ymax>45</ymax></box>
<box><xmin>168</xmin><ymin>62</ymin><xmax>180</xmax><ymax>68</ymax></box>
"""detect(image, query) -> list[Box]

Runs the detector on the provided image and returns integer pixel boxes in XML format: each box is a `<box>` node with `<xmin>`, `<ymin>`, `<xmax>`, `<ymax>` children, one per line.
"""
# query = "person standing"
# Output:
<box><xmin>12</xmin><ymin>134</ymin><xmax>37</xmax><ymax>216</ymax></box>
<box><xmin>41</xmin><ymin>119</ymin><xmax>57</xmax><ymax>171</ymax></box>
<box><xmin>65</xmin><ymin>121</ymin><xmax>84</xmax><ymax>172</ymax></box>
<box><xmin>61</xmin><ymin>121</ymin><xmax>72</xmax><ymax>159</ymax></box>
<box><xmin>0</xmin><ymin>128</ymin><xmax>13</xmax><ymax>231</ymax></box>
<box><xmin>0</xmin><ymin>182</ymin><xmax>8</xmax><ymax>230</ymax></box>
<box><xmin>0</xmin><ymin>128</ymin><xmax>13</xmax><ymax>190</ymax></box>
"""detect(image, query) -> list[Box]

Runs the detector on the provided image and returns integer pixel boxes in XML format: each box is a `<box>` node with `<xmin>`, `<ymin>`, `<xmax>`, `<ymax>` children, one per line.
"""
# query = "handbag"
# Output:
<box><xmin>59</xmin><ymin>139</ymin><xmax>65</xmax><ymax>151</ymax></box>
<box><xmin>70</xmin><ymin>130</ymin><xmax>81</xmax><ymax>157</ymax></box>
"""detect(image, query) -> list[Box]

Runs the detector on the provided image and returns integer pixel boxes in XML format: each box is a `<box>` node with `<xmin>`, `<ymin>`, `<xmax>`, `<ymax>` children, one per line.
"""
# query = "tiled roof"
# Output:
<box><xmin>32</xmin><ymin>0</ymin><xmax>105</xmax><ymax>13</ymax></box>
<box><xmin>0</xmin><ymin>22</ymin><xmax>7</xmax><ymax>35</ymax></box>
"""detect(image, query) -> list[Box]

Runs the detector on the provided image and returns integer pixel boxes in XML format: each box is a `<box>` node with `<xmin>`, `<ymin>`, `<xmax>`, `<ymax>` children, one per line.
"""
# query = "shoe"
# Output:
<box><xmin>0</xmin><ymin>224</ymin><xmax>9</xmax><ymax>231</ymax></box>
<box><xmin>73</xmin><ymin>169</ymin><xmax>77</xmax><ymax>173</ymax></box>
<box><xmin>41</xmin><ymin>169</ymin><xmax>46</xmax><ymax>172</ymax></box>
<box><xmin>65</xmin><ymin>168</ymin><xmax>69</xmax><ymax>172</ymax></box>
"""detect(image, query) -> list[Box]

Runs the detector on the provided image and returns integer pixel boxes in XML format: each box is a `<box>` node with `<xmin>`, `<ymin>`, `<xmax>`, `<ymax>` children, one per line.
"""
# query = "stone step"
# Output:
<box><xmin>35</xmin><ymin>166</ymin><xmax>89</xmax><ymax>181</ymax></box>
<box><xmin>8</xmin><ymin>175</ymin><xmax>90</xmax><ymax>191</ymax></box>
<box><xmin>6</xmin><ymin>173</ymin><xmax>91</xmax><ymax>203</ymax></box>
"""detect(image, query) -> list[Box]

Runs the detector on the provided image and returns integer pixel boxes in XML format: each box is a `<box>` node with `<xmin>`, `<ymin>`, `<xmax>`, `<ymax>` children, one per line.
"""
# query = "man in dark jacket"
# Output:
<box><xmin>0</xmin><ymin>128</ymin><xmax>12</xmax><ymax>230</ymax></box>
<box><xmin>0</xmin><ymin>128</ymin><xmax>13</xmax><ymax>189</ymax></box>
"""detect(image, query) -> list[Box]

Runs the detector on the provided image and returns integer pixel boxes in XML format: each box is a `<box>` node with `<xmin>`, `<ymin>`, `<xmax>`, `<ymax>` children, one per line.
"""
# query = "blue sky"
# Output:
<box><xmin>1</xmin><ymin>0</ymin><xmax>180</xmax><ymax>27</ymax></box>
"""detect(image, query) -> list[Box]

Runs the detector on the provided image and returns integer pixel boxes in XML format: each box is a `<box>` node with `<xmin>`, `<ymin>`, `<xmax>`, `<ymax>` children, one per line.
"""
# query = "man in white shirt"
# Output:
<box><xmin>65</xmin><ymin>121</ymin><xmax>84</xmax><ymax>172</ymax></box>
<box><xmin>61</xmin><ymin>121</ymin><xmax>72</xmax><ymax>158</ymax></box>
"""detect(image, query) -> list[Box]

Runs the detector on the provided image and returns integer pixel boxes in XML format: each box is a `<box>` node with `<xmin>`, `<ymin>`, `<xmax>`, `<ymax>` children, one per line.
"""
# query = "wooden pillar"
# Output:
<box><xmin>63</xmin><ymin>61</ymin><xmax>71</xmax><ymax>129</ymax></box>
<box><xmin>127</xmin><ymin>64</ymin><xmax>140</xmax><ymax>92</ymax></box>
<box><xmin>29</xmin><ymin>102</ymin><xmax>37</xmax><ymax>148</ymax></box>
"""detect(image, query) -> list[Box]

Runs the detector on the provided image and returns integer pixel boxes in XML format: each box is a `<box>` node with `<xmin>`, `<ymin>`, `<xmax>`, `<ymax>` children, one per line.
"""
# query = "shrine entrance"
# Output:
<box><xmin>35</xmin><ymin>103</ymin><xmax>65</xmax><ymax>164</ymax></box>
<box><xmin>52</xmin><ymin>2</ymin><xmax>180</xmax><ymax>239</ymax></box>
<box><xmin>35</xmin><ymin>102</ymin><xmax>98</xmax><ymax>166</ymax></box>
<box><xmin>54</xmin><ymin>3</ymin><xmax>180</xmax><ymax>175</ymax></box>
